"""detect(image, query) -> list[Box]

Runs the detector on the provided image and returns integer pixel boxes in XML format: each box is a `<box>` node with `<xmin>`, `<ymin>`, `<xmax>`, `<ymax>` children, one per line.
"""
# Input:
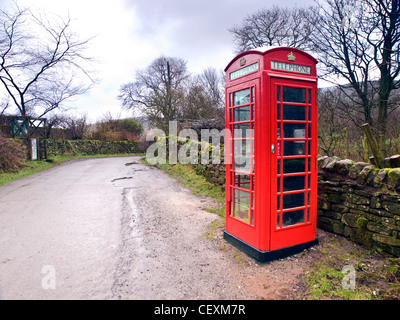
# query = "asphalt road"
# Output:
<box><xmin>0</xmin><ymin>157</ymin><xmax>248</xmax><ymax>300</ymax></box>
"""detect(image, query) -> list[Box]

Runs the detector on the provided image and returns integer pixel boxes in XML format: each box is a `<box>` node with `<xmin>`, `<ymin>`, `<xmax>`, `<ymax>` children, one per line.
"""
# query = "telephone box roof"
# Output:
<box><xmin>224</xmin><ymin>46</ymin><xmax>318</xmax><ymax>72</ymax></box>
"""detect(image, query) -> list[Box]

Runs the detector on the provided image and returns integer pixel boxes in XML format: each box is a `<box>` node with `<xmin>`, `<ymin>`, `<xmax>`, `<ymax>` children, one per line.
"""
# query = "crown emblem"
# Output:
<box><xmin>240</xmin><ymin>58</ymin><xmax>246</xmax><ymax>66</ymax></box>
<box><xmin>287</xmin><ymin>52</ymin><xmax>296</xmax><ymax>61</ymax></box>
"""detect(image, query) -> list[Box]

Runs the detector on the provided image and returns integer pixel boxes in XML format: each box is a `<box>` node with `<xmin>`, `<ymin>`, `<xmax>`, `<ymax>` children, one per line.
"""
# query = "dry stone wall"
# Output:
<box><xmin>318</xmin><ymin>156</ymin><xmax>400</xmax><ymax>257</ymax></box>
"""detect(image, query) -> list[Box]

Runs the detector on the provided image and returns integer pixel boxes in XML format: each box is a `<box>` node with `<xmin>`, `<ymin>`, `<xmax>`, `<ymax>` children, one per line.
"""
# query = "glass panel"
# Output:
<box><xmin>283</xmin><ymin>141</ymin><xmax>306</xmax><ymax>156</ymax></box>
<box><xmin>277</xmin><ymin>195</ymin><xmax>281</xmax><ymax>210</ymax></box>
<box><xmin>277</xmin><ymin>177</ymin><xmax>281</xmax><ymax>192</ymax></box>
<box><xmin>282</xmin><ymin>87</ymin><xmax>306</xmax><ymax>103</ymax></box>
<box><xmin>308</xmin><ymin>89</ymin><xmax>311</xmax><ymax>104</ymax></box>
<box><xmin>233</xmin><ymin>89</ymin><xmax>250</xmax><ymax>106</ymax></box>
<box><xmin>283</xmin><ymin>159</ymin><xmax>306</xmax><ymax>174</ymax></box>
<box><xmin>234</xmin><ymin>140</ymin><xmax>251</xmax><ymax>172</ymax></box>
<box><xmin>234</xmin><ymin>106</ymin><xmax>250</xmax><ymax>122</ymax></box>
<box><xmin>234</xmin><ymin>173</ymin><xmax>251</xmax><ymax>189</ymax></box>
<box><xmin>283</xmin><ymin>192</ymin><xmax>305</xmax><ymax>209</ymax></box>
<box><xmin>283</xmin><ymin>123</ymin><xmax>306</xmax><ymax>138</ymax></box>
<box><xmin>277</xmin><ymin>86</ymin><xmax>281</xmax><ymax>102</ymax></box>
<box><xmin>283</xmin><ymin>105</ymin><xmax>306</xmax><ymax>121</ymax></box>
<box><xmin>277</xmin><ymin>212</ymin><xmax>281</xmax><ymax>229</ymax></box>
<box><xmin>233</xmin><ymin>189</ymin><xmax>251</xmax><ymax>223</ymax></box>
<box><xmin>252</xmin><ymin>87</ymin><xmax>255</xmax><ymax>103</ymax></box>
<box><xmin>277</xmin><ymin>104</ymin><xmax>281</xmax><ymax>120</ymax></box>
<box><xmin>282</xmin><ymin>209</ymin><xmax>305</xmax><ymax>228</ymax></box>
<box><xmin>283</xmin><ymin>175</ymin><xmax>306</xmax><ymax>192</ymax></box>
<box><xmin>234</xmin><ymin>123</ymin><xmax>251</xmax><ymax>139</ymax></box>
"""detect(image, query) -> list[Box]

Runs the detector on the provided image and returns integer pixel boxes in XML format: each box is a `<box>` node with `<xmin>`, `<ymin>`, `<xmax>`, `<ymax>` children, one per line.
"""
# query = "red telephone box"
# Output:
<box><xmin>223</xmin><ymin>47</ymin><xmax>318</xmax><ymax>262</ymax></box>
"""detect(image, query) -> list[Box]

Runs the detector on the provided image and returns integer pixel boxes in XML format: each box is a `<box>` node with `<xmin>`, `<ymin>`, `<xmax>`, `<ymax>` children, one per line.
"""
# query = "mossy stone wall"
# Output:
<box><xmin>318</xmin><ymin>156</ymin><xmax>400</xmax><ymax>257</ymax></box>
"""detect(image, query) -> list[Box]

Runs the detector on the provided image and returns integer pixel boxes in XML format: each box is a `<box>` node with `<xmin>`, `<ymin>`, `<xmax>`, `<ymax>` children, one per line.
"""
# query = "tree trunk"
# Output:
<box><xmin>362</xmin><ymin>123</ymin><xmax>386</xmax><ymax>169</ymax></box>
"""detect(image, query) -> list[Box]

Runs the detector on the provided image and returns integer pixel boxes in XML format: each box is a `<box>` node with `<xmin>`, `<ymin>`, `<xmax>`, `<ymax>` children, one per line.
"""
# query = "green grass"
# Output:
<box><xmin>303</xmin><ymin>264</ymin><xmax>371</xmax><ymax>300</ymax></box>
<box><xmin>0</xmin><ymin>153</ymin><xmax>140</xmax><ymax>186</ymax></box>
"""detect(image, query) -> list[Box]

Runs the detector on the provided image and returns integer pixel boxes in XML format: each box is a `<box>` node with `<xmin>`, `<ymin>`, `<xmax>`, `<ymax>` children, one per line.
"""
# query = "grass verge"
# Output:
<box><xmin>302</xmin><ymin>234</ymin><xmax>400</xmax><ymax>300</ymax></box>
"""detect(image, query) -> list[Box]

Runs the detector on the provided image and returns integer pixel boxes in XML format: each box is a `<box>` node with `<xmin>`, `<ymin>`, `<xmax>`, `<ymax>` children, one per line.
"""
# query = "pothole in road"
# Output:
<box><xmin>111</xmin><ymin>177</ymin><xmax>133</xmax><ymax>182</ymax></box>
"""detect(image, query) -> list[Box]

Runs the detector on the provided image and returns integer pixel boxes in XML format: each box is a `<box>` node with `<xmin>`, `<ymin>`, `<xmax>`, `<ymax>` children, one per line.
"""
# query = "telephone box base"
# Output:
<box><xmin>223</xmin><ymin>231</ymin><xmax>318</xmax><ymax>263</ymax></box>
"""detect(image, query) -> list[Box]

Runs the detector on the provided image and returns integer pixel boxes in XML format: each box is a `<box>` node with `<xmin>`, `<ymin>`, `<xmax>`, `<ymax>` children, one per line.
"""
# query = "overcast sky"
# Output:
<box><xmin>1</xmin><ymin>0</ymin><xmax>315</xmax><ymax>122</ymax></box>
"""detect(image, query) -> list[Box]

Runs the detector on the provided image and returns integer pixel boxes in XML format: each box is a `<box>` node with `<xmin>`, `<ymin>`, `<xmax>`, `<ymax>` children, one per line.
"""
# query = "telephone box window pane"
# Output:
<box><xmin>283</xmin><ymin>141</ymin><xmax>306</xmax><ymax>156</ymax></box>
<box><xmin>277</xmin><ymin>86</ymin><xmax>281</xmax><ymax>102</ymax></box>
<box><xmin>308</xmin><ymin>89</ymin><xmax>312</xmax><ymax>104</ymax></box>
<box><xmin>233</xmin><ymin>89</ymin><xmax>251</xmax><ymax>106</ymax></box>
<box><xmin>283</xmin><ymin>175</ymin><xmax>305</xmax><ymax>192</ymax></box>
<box><xmin>233</xmin><ymin>189</ymin><xmax>251</xmax><ymax>223</ymax></box>
<box><xmin>234</xmin><ymin>173</ymin><xmax>251</xmax><ymax>189</ymax></box>
<box><xmin>282</xmin><ymin>87</ymin><xmax>306</xmax><ymax>103</ymax></box>
<box><xmin>282</xmin><ymin>105</ymin><xmax>306</xmax><ymax>121</ymax></box>
<box><xmin>234</xmin><ymin>140</ymin><xmax>251</xmax><ymax>172</ymax></box>
<box><xmin>283</xmin><ymin>159</ymin><xmax>306</xmax><ymax>174</ymax></box>
<box><xmin>234</xmin><ymin>106</ymin><xmax>251</xmax><ymax>122</ymax></box>
<box><xmin>283</xmin><ymin>123</ymin><xmax>306</xmax><ymax>138</ymax></box>
<box><xmin>234</xmin><ymin>123</ymin><xmax>251</xmax><ymax>138</ymax></box>
<box><xmin>282</xmin><ymin>209</ymin><xmax>305</xmax><ymax>228</ymax></box>
<box><xmin>283</xmin><ymin>192</ymin><xmax>305</xmax><ymax>209</ymax></box>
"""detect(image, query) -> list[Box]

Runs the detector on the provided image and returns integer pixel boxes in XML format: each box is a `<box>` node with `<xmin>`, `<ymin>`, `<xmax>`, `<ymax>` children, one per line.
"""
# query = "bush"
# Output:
<box><xmin>0</xmin><ymin>133</ymin><xmax>27</xmax><ymax>172</ymax></box>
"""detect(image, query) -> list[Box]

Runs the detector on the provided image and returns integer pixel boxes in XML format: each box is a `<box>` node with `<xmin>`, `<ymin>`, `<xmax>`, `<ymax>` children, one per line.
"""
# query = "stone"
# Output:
<box><xmin>342</xmin><ymin>213</ymin><xmax>363</xmax><ymax>228</ymax></box>
<box><xmin>372</xmin><ymin>234</ymin><xmax>400</xmax><ymax>247</ymax></box>
<box><xmin>335</xmin><ymin>159</ymin><xmax>354</xmax><ymax>175</ymax></box>
<box><xmin>357</xmin><ymin>165</ymin><xmax>375</xmax><ymax>185</ymax></box>
<box><xmin>373</xmin><ymin>170</ymin><xmax>387</xmax><ymax>188</ymax></box>
<box><xmin>387</xmin><ymin>168</ymin><xmax>400</xmax><ymax>189</ymax></box>
<box><xmin>366</xmin><ymin>169</ymin><xmax>379</xmax><ymax>185</ymax></box>
<box><xmin>367</xmin><ymin>221</ymin><xmax>392</xmax><ymax>235</ymax></box>
<box><xmin>324</xmin><ymin>156</ymin><xmax>340</xmax><ymax>172</ymax></box>
<box><xmin>382</xmin><ymin>201</ymin><xmax>400</xmax><ymax>215</ymax></box>
<box><xmin>343</xmin><ymin>193</ymin><xmax>370</xmax><ymax>205</ymax></box>
<box><xmin>349</xmin><ymin>161</ymin><xmax>370</xmax><ymax>179</ymax></box>
<box><xmin>331</xmin><ymin>204</ymin><xmax>349</xmax><ymax>213</ymax></box>
<box><xmin>370</xmin><ymin>196</ymin><xmax>382</xmax><ymax>209</ymax></box>
<box><xmin>328</xmin><ymin>193</ymin><xmax>341</xmax><ymax>203</ymax></box>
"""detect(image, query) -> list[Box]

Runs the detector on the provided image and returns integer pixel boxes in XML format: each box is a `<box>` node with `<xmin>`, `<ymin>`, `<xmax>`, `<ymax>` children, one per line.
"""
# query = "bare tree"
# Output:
<box><xmin>229</xmin><ymin>5</ymin><xmax>318</xmax><ymax>54</ymax></box>
<box><xmin>309</xmin><ymin>0</ymin><xmax>400</xmax><ymax>137</ymax></box>
<box><xmin>181</xmin><ymin>67</ymin><xmax>225</xmax><ymax>120</ymax></box>
<box><xmin>0</xmin><ymin>4</ymin><xmax>94</xmax><ymax>118</ymax></box>
<box><xmin>119</xmin><ymin>56</ymin><xmax>189</xmax><ymax>130</ymax></box>
<box><xmin>0</xmin><ymin>99</ymin><xmax>8</xmax><ymax>117</ymax></box>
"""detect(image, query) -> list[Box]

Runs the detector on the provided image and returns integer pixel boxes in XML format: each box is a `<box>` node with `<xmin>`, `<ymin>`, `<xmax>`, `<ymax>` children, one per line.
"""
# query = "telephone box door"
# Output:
<box><xmin>225</xmin><ymin>79</ymin><xmax>259</xmax><ymax>248</ymax></box>
<box><xmin>270</xmin><ymin>78</ymin><xmax>318</xmax><ymax>251</ymax></box>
